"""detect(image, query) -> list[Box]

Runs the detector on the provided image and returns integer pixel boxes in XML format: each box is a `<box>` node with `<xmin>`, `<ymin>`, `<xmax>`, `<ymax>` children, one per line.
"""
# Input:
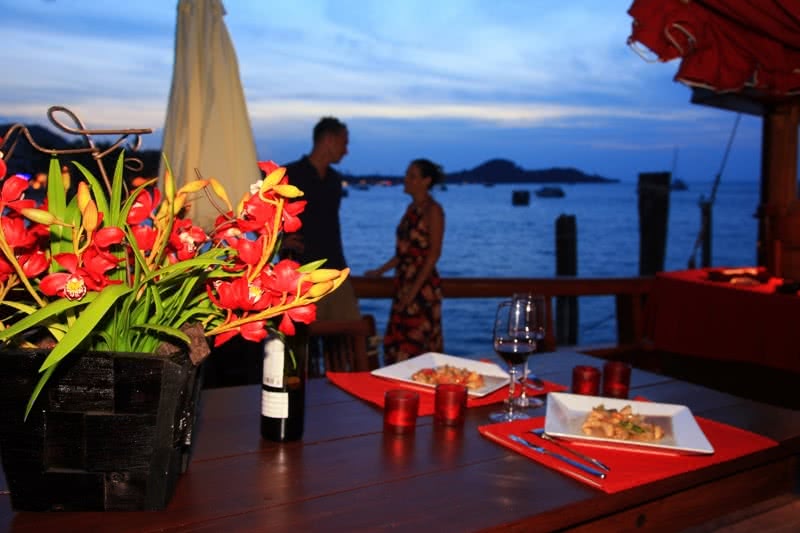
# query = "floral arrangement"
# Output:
<box><xmin>0</xmin><ymin>142</ymin><xmax>348</xmax><ymax>416</ymax></box>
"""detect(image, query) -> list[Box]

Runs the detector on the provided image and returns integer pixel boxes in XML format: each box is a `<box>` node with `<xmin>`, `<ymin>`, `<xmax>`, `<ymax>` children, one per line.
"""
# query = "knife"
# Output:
<box><xmin>508</xmin><ymin>434</ymin><xmax>606</xmax><ymax>479</ymax></box>
<box><xmin>530</xmin><ymin>428</ymin><xmax>611</xmax><ymax>472</ymax></box>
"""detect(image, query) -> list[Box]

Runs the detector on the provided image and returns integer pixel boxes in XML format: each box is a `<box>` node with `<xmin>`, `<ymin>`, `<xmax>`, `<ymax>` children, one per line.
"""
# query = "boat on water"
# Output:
<box><xmin>671</xmin><ymin>178</ymin><xmax>689</xmax><ymax>191</ymax></box>
<box><xmin>511</xmin><ymin>190</ymin><xmax>530</xmax><ymax>206</ymax></box>
<box><xmin>535</xmin><ymin>186</ymin><xmax>565</xmax><ymax>198</ymax></box>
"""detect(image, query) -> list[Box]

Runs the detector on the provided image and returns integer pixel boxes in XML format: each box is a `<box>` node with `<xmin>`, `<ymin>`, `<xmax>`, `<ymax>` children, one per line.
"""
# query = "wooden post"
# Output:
<box><xmin>700</xmin><ymin>199</ymin><xmax>712</xmax><ymax>267</ymax></box>
<box><xmin>638</xmin><ymin>172</ymin><xmax>671</xmax><ymax>275</ymax></box>
<box><xmin>759</xmin><ymin>102</ymin><xmax>800</xmax><ymax>278</ymax></box>
<box><xmin>555</xmin><ymin>215</ymin><xmax>578</xmax><ymax>345</ymax></box>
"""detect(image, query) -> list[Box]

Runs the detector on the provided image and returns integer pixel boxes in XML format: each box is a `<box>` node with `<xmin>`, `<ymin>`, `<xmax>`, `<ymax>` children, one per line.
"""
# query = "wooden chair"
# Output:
<box><xmin>307</xmin><ymin>314</ymin><xmax>379</xmax><ymax>375</ymax></box>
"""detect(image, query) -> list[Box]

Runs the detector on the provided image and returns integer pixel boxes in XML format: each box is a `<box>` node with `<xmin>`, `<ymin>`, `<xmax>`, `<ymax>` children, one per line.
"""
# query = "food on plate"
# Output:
<box><xmin>581</xmin><ymin>404</ymin><xmax>665</xmax><ymax>441</ymax></box>
<box><xmin>410</xmin><ymin>365</ymin><xmax>485</xmax><ymax>390</ymax></box>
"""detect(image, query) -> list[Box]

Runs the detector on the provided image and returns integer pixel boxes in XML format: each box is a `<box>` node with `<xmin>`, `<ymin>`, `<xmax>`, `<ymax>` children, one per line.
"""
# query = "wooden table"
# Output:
<box><xmin>2</xmin><ymin>351</ymin><xmax>799</xmax><ymax>532</ymax></box>
<box><xmin>645</xmin><ymin>268</ymin><xmax>800</xmax><ymax>374</ymax></box>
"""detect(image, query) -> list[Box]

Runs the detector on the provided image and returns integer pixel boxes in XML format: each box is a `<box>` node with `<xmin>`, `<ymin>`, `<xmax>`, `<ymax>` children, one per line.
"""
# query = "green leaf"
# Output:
<box><xmin>130</xmin><ymin>323</ymin><xmax>191</xmax><ymax>345</ymax></box>
<box><xmin>0</xmin><ymin>300</ymin><xmax>40</xmax><ymax>315</ymax></box>
<box><xmin>73</xmin><ymin>160</ymin><xmax>110</xmax><ymax>216</ymax></box>
<box><xmin>38</xmin><ymin>284</ymin><xmax>132</xmax><ymax>372</ymax></box>
<box><xmin>46</xmin><ymin>158</ymin><xmax>71</xmax><ymax>258</ymax></box>
<box><xmin>141</xmin><ymin>255</ymin><xmax>228</xmax><ymax>284</ymax></box>
<box><xmin>108</xmin><ymin>152</ymin><xmax>126</xmax><ymax>227</ymax></box>
<box><xmin>0</xmin><ymin>294</ymin><xmax>98</xmax><ymax>342</ymax></box>
<box><xmin>24</xmin><ymin>364</ymin><xmax>56</xmax><ymax>420</ymax></box>
<box><xmin>297</xmin><ymin>259</ymin><xmax>327</xmax><ymax>272</ymax></box>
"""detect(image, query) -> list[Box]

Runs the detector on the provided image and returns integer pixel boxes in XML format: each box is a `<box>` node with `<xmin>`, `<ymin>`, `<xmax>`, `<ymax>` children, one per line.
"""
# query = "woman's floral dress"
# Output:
<box><xmin>383</xmin><ymin>202</ymin><xmax>443</xmax><ymax>364</ymax></box>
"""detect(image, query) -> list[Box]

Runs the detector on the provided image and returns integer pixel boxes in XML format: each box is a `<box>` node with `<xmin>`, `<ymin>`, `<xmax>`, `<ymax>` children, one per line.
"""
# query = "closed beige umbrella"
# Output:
<box><xmin>160</xmin><ymin>0</ymin><xmax>260</xmax><ymax>230</ymax></box>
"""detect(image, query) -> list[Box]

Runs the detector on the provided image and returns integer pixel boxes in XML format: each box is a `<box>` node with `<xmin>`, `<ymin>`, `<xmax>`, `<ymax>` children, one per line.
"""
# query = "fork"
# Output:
<box><xmin>530</xmin><ymin>428</ymin><xmax>611</xmax><ymax>472</ymax></box>
<box><xmin>508</xmin><ymin>434</ymin><xmax>606</xmax><ymax>479</ymax></box>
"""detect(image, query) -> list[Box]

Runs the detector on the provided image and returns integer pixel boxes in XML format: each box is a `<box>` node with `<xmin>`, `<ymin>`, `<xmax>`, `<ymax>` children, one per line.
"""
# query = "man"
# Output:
<box><xmin>284</xmin><ymin>117</ymin><xmax>360</xmax><ymax>321</ymax></box>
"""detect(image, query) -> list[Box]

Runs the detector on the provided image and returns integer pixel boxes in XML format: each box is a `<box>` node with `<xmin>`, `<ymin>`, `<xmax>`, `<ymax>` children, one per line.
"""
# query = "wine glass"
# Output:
<box><xmin>511</xmin><ymin>294</ymin><xmax>547</xmax><ymax>410</ymax></box>
<box><xmin>489</xmin><ymin>299</ymin><xmax>537</xmax><ymax>422</ymax></box>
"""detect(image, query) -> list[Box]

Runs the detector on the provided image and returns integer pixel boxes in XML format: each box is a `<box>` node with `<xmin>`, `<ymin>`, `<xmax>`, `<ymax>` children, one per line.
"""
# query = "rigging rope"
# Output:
<box><xmin>687</xmin><ymin>113</ymin><xmax>742</xmax><ymax>268</ymax></box>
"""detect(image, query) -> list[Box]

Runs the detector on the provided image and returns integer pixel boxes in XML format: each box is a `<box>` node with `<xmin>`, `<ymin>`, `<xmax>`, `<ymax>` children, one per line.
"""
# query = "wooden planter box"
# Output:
<box><xmin>0</xmin><ymin>349</ymin><xmax>202</xmax><ymax>511</ymax></box>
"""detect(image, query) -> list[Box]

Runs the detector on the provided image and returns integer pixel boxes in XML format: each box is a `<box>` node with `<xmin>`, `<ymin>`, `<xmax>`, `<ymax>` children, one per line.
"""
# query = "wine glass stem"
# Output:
<box><xmin>507</xmin><ymin>365</ymin><xmax>517</xmax><ymax>417</ymax></box>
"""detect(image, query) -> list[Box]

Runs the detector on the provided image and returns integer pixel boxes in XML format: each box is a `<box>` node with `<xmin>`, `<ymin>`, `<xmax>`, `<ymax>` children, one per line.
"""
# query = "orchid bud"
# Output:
<box><xmin>81</xmin><ymin>200</ymin><xmax>100</xmax><ymax>232</ymax></box>
<box><xmin>273</xmin><ymin>184</ymin><xmax>304</xmax><ymax>198</ymax></box>
<box><xmin>208</xmin><ymin>178</ymin><xmax>232</xmax><ymax>211</ymax></box>
<box><xmin>307</xmin><ymin>281</ymin><xmax>334</xmax><ymax>298</ymax></box>
<box><xmin>178</xmin><ymin>179</ymin><xmax>208</xmax><ymax>195</ymax></box>
<box><xmin>77</xmin><ymin>182</ymin><xmax>92</xmax><ymax>213</ymax></box>
<box><xmin>304</xmin><ymin>269</ymin><xmax>341</xmax><ymax>283</ymax></box>
<box><xmin>173</xmin><ymin>195</ymin><xmax>186</xmax><ymax>216</ymax></box>
<box><xmin>261</xmin><ymin>167</ymin><xmax>287</xmax><ymax>192</ymax></box>
<box><xmin>20</xmin><ymin>207</ymin><xmax>56</xmax><ymax>225</ymax></box>
<box><xmin>163</xmin><ymin>168</ymin><xmax>176</xmax><ymax>201</ymax></box>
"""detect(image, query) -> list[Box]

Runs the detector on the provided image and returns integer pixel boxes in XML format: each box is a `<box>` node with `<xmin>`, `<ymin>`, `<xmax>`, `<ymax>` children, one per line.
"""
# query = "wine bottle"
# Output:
<box><xmin>260</xmin><ymin>331</ymin><xmax>308</xmax><ymax>442</ymax></box>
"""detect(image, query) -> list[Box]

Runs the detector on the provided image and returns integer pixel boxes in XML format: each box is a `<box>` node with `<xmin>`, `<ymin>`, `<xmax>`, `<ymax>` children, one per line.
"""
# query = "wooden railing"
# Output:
<box><xmin>350</xmin><ymin>275</ymin><xmax>655</xmax><ymax>352</ymax></box>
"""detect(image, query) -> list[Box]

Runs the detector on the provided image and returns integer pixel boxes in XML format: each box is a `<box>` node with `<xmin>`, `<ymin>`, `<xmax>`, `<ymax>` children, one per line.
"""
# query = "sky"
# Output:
<box><xmin>0</xmin><ymin>0</ymin><xmax>770</xmax><ymax>182</ymax></box>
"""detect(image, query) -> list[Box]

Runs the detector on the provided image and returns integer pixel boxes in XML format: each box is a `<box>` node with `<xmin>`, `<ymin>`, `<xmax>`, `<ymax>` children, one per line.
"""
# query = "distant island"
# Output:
<box><xmin>348</xmin><ymin>158</ymin><xmax>619</xmax><ymax>185</ymax></box>
<box><xmin>1</xmin><ymin>123</ymin><xmax>618</xmax><ymax>186</ymax></box>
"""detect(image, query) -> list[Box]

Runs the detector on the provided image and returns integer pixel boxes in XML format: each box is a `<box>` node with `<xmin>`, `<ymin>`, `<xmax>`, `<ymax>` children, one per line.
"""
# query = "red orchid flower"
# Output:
<box><xmin>282</xmin><ymin>199</ymin><xmax>306</xmax><ymax>233</ymax></box>
<box><xmin>214</xmin><ymin>319</ymin><xmax>267</xmax><ymax>346</ymax></box>
<box><xmin>238</xmin><ymin>193</ymin><xmax>278</xmax><ymax>233</ymax></box>
<box><xmin>211</xmin><ymin>274</ymin><xmax>270</xmax><ymax>312</ymax></box>
<box><xmin>1</xmin><ymin>214</ymin><xmax>39</xmax><ymax>248</ymax></box>
<box><xmin>230</xmin><ymin>235</ymin><xmax>264</xmax><ymax>267</ymax></box>
<box><xmin>277</xmin><ymin>304</ymin><xmax>316</xmax><ymax>336</ymax></box>
<box><xmin>131</xmin><ymin>225</ymin><xmax>157</xmax><ymax>254</ymax></box>
<box><xmin>17</xmin><ymin>250</ymin><xmax>49</xmax><ymax>279</ymax></box>
<box><xmin>39</xmin><ymin>227</ymin><xmax>125</xmax><ymax>300</ymax></box>
<box><xmin>127</xmin><ymin>187</ymin><xmax>161</xmax><ymax>225</ymax></box>
<box><xmin>268</xmin><ymin>259</ymin><xmax>311</xmax><ymax>299</ymax></box>
<box><xmin>258</xmin><ymin>160</ymin><xmax>280</xmax><ymax>176</ymax></box>
<box><xmin>167</xmin><ymin>219</ymin><xmax>207</xmax><ymax>262</ymax></box>
<box><xmin>0</xmin><ymin>256</ymin><xmax>14</xmax><ymax>283</ymax></box>
<box><xmin>0</xmin><ymin>175</ymin><xmax>36</xmax><ymax>213</ymax></box>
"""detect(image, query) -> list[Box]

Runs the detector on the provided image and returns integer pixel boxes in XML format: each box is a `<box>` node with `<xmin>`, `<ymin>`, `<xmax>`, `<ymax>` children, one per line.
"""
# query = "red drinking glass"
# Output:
<box><xmin>571</xmin><ymin>365</ymin><xmax>601</xmax><ymax>395</ymax></box>
<box><xmin>602</xmin><ymin>361</ymin><xmax>632</xmax><ymax>399</ymax></box>
<box><xmin>384</xmin><ymin>390</ymin><xmax>419</xmax><ymax>435</ymax></box>
<box><xmin>434</xmin><ymin>384</ymin><xmax>468</xmax><ymax>426</ymax></box>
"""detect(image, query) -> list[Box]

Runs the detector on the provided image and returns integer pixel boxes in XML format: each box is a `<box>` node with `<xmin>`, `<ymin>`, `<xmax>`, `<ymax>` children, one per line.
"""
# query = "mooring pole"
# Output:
<box><xmin>638</xmin><ymin>172</ymin><xmax>671</xmax><ymax>276</ymax></box>
<box><xmin>555</xmin><ymin>214</ymin><xmax>578</xmax><ymax>345</ymax></box>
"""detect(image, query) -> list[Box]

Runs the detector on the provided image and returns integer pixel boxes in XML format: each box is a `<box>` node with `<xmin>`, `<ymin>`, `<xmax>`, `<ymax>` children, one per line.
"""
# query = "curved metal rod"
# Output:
<box><xmin>0</xmin><ymin>105</ymin><xmax>153</xmax><ymax>194</ymax></box>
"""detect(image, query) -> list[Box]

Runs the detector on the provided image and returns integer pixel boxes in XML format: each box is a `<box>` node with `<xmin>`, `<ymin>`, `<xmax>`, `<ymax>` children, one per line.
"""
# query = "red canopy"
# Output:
<box><xmin>628</xmin><ymin>0</ymin><xmax>800</xmax><ymax>97</ymax></box>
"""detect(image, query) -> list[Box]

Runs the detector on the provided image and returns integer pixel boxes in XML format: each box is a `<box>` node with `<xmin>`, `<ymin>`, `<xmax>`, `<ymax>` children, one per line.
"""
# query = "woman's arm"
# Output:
<box><xmin>365</xmin><ymin>255</ymin><xmax>399</xmax><ymax>277</ymax></box>
<box><xmin>399</xmin><ymin>201</ymin><xmax>444</xmax><ymax>306</ymax></box>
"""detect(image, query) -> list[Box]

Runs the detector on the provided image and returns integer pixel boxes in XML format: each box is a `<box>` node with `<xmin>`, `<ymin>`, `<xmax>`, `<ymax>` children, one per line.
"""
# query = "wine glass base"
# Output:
<box><xmin>488</xmin><ymin>409</ymin><xmax>531</xmax><ymax>423</ymax></box>
<box><xmin>513</xmin><ymin>397</ymin><xmax>544</xmax><ymax>409</ymax></box>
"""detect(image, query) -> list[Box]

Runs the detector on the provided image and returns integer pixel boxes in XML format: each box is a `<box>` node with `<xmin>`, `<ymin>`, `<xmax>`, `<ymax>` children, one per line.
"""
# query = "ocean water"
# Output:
<box><xmin>339</xmin><ymin>180</ymin><xmax>760</xmax><ymax>357</ymax></box>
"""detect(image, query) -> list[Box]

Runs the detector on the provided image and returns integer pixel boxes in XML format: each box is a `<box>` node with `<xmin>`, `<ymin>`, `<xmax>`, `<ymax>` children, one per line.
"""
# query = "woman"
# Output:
<box><xmin>366</xmin><ymin>159</ymin><xmax>445</xmax><ymax>364</ymax></box>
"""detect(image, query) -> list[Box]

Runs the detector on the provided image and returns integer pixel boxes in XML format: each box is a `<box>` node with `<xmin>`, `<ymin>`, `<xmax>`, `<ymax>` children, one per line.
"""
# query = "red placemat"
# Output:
<box><xmin>478</xmin><ymin>416</ymin><xmax>778</xmax><ymax>493</ymax></box>
<box><xmin>327</xmin><ymin>371</ymin><xmax>567</xmax><ymax>416</ymax></box>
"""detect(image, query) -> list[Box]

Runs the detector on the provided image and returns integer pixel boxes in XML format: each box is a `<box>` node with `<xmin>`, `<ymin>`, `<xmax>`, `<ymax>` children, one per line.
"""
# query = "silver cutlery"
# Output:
<box><xmin>508</xmin><ymin>434</ymin><xmax>606</xmax><ymax>479</ymax></box>
<box><xmin>529</xmin><ymin>428</ymin><xmax>611</xmax><ymax>472</ymax></box>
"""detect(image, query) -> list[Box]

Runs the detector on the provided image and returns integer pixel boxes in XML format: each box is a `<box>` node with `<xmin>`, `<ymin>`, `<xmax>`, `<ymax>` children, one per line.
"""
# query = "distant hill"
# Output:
<box><xmin>1</xmin><ymin>123</ymin><xmax>618</xmax><ymax>185</ymax></box>
<box><xmin>448</xmin><ymin>158</ymin><xmax>618</xmax><ymax>184</ymax></box>
<box><xmin>346</xmin><ymin>158</ymin><xmax>618</xmax><ymax>185</ymax></box>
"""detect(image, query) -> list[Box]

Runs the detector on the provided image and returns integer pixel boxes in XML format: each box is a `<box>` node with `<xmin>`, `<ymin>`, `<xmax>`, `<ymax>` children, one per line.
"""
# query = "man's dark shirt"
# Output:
<box><xmin>284</xmin><ymin>156</ymin><xmax>348</xmax><ymax>270</ymax></box>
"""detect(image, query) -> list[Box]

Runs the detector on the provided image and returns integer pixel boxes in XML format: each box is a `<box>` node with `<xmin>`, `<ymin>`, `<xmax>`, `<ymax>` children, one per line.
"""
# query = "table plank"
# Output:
<box><xmin>1</xmin><ymin>351</ymin><xmax>797</xmax><ymax>532</ymax></box>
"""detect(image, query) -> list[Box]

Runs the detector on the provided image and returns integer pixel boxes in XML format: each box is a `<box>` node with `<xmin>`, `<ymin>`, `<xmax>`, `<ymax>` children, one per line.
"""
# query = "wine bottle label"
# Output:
<box><xmin>263</xmin><ymin>338</ymin><xmax>284</xmax><ymax>388</ymax></box>
<box><xmin>261</xmin><ymin>390</ymin><xmax>289</xmax><ymax>418</ymax></box>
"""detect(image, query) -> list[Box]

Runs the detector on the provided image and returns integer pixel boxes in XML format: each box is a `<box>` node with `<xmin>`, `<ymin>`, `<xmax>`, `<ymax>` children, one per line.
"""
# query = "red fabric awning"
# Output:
<box><xmin>628</xmin><ymin>0</ymin><xmax>800</xmax><ymax>96</ymax></box>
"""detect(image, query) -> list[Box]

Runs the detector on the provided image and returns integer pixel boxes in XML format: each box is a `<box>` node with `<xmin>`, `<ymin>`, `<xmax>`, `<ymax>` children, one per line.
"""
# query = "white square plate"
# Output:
<box><xmin>544</xmin><ymin>392</ymin><xmax>714</xmax><ymax>454</ymax></box>
<box><xmin>370</xmin><ymin>352</ymin><xmax>509</xmax><ymax>397</ymax></box>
